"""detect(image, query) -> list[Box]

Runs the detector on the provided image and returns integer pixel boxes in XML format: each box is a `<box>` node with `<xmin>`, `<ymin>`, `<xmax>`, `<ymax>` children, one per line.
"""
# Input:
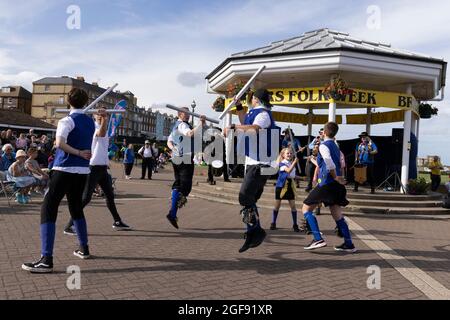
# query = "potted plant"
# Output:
<box><xmin>211</xmin><ymin>96</ymin><xmax>225</xmax><ymax>112</ymax></box>
<box><xmin>406</xmin><ymin>177</ymin><xmax>430</xmax><ymax>195</ymax></box>
<box><xmin>419</xmin><ymin>103</ymin><xmax>438</xmax><ymax>119</ymax></box>
<box><xmin>323</xmin><ymin>77</ymin><xmax>354</xmax><ymax>100</ymax></box>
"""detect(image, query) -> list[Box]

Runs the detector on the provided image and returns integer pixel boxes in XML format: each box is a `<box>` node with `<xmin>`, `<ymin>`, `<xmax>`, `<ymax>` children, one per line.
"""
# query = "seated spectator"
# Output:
<box><xmin>16</xmin><ymin>133</ymin><xmax>28</xmax><ymax>151</ymax></box>
<box><xmin>1</xmin><ymin>144</ymin><xmax>16</xmax><ymax>171</ymax></box>
<box><xmin>25</xmin><ymin>147</ymin><xmax>49</xmax><ymax>194</ymax></box>
<box><xmin>7</xmin><ymin>150</ymin><xmax>35</xmax><ymax>204</ymax></box>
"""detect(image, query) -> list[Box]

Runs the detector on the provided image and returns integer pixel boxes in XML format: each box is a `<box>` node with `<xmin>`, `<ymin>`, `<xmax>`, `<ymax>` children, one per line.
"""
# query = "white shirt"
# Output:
<box><xmin>168</xmin><ymin>122</ymin><xmax>191</xmax><ymax>143</ymax></box>
<box><xmin>139</xmin><ymin>146</ymin><xmax>154</xmax><ymax>158</ymax></box>
<box><xmin>280</xmin><ymin>159</ymin><xmax>296</xmax><ymax>178</ymax></box>
<box><xmin>319</xmin><ymin>138</ymin><xmax>336</xmax><ymax>172</ymax></box>
<box><xmin>244</xmin><ymin>107</ymin><xmax>272</xmax><ymax>166</ymax></box>
<box><xmin>90</xmin><ymin>123</ymin><xmax>109</xmax><ymax>166</ymax></box>
<box><xmin>168</xmin><ymin>122</ymin><xmax>193</xmax><ymax>157</ymax></box>
<box><xmin>53</xmin><ymin>109</ymin><xmax>92</xmax><ymax>174</ymax></box>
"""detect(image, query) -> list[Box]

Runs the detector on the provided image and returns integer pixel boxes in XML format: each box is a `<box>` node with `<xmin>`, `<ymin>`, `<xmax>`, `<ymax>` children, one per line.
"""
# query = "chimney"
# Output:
<box><xmin>76</xmin><ymin>76</ymin><xmax>85</xmax><ymax>82</ymax></box>
<box><xmin>92</xmin><ymin>82</ymin><xmax>98</xmax><ymax>86</ymax></box>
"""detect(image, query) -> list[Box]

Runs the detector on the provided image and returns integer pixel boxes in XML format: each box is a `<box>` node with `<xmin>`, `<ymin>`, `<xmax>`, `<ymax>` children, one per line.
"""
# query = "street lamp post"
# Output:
<box><xmin>191</xmin><ymin>100</ymin><xmax>196</xmax><ymax>126</ymax></box>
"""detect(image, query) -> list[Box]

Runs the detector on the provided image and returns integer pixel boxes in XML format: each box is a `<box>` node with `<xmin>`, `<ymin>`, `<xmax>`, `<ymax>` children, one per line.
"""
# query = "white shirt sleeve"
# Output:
<box><xmin>138</xmin><ymin>147</ymin><xmax>144</xmax><ymax>154</ymax></box>
<box><xmin>253</xmin><ymin>111</ymin><xmax>271</xmax><ymax>129</ymax></box>
<box><xmin>168</xmin><ymin>133</ymin><xmax>174</xmax><ymax>143</ymax></box>
<box><xmin>56</xmin><ymin>116</ymin><xmax>75</xmax><ymax>140</ymax></box>
<box><xmin>279</xmin><ymin>165</ymin><xmax>287</xmax><ymax>172</ymax></box>
<box><xmin>178</xmin><ymin>122</ymin><xmax>192</xmax><ymax>136</ymax></box>
<box><xmin>319</xmin><ymin>144</ymin><xmax>336</xmax><ymax>171</ymax></box>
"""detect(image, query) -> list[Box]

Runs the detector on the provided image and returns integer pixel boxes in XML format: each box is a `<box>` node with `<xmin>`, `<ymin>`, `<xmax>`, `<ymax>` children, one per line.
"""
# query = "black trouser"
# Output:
<box><xmin>66</xmin><ymin>166</ymin><xmax>121</xmax><ymax>229</ymax></box>
<box><xmin>306</xmin><ymin>161</ymin><xmax>316</xmax><ymax>190</ymax></box>
<box><xmin>41</xmin><ymin>171</ymin><xmax>87</xmax><ymax>224</ymax></box>
<box><xmin>141</xmin><ymin>157</ymin><xmax>154</xmax><ymax>179</ymax></box>
<box><xmin>124</xmin><ymin>163</ymin><xmax>133</xmax><ymax>176</ymax></box>
<box><xmin>239</xmin><ymin>165</ymin><xmax>269</xmax><ymax>207</ymax></box>
<box><xmin>207</xmin><ymin>164</ymin><xmax>229</xmax><ymax>182</ymax></box>
<box><xmin>431</xmin><ymin>174</ymin><xmax>441</xmax><ymax>192</ymax></box>
<box><xmin>172</xmin><ymin>162</ymin><xmax>195</xmax><ymax>197</ymax></box>
<box><xmin>355</xmin><ymin>163</ymin><xmax>375</xmax><ymax>190</ymax></box>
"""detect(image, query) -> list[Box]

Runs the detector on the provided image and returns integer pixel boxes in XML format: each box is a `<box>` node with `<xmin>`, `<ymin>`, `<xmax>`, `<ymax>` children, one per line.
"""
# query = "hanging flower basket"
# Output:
<box><xmin>211</xmin><ymin>96</ymin><xmax>225</xmax><ymax>112</ymax></box>
<box><xmin>226</xmin><ymin>80</ymin><xmax>251</xmax><ymax>101</ymax></box>
<box><xmin>323</xmin><ymin>77</ymin><xmax>354</xmax><ymax>100</ymax></box>
<box><xmin>418</xmin><ymin>103</ymin><xmax>438</xmax><ymax>119</ymax></box>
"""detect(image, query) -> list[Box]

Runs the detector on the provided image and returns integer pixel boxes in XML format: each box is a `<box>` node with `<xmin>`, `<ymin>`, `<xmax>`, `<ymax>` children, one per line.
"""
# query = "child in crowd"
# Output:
<box><xmin>271</xmin><ymin>148</ymin><xmax>301</xmax><ymax>232</ymax></box>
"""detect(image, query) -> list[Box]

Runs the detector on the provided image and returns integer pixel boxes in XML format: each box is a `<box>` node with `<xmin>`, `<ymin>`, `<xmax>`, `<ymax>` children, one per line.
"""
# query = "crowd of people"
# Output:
<box><xmin>1</xmin><ymin>129</ymin><xmax>55</xmax><ymax>204</ymax></box>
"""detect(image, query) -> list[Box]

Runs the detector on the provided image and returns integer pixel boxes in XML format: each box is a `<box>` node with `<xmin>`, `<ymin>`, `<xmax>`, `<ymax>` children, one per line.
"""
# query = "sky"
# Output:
<box><xmin>0</xmin><ymin>0</ymin><xmax>449</xmax><ymax>162</ymax></box>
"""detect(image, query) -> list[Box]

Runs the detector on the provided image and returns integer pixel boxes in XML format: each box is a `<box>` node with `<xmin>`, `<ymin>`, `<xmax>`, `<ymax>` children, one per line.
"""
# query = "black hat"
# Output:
<box><xmin>359</xmin><ymin>132</ymin><xmax>369</xmax><ymax>138</ymax></box>
<box><xmin>253</xmin><ymin>89</ymin><xmax>272</xmax><ymax>107</ymax></box>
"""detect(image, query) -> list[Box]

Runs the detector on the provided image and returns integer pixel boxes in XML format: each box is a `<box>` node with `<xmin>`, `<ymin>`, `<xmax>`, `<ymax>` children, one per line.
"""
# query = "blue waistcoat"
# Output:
<box><xmin>53</xmin><ymin>113</ymin><xmax>95</xmax><ymax>169</ymax></box>
<box><xmin>317</xmin><ymin>140</ymin><xmax>341</xmax><ymax>187</ymax></box>
<box><xmin>243</xmin><ymin>108</ymin><xmax>278</xmax><ymax>162</ymax></box>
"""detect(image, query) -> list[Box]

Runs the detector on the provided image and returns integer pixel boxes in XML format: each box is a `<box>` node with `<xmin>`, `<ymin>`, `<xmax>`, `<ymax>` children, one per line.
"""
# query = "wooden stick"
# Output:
<box><xmin>83</xmin><ymin>83</ymin><xmax>118</xmax><ymax>113</ymax></box>
<box><xmin>287</xmin><ymin>125</ymin><xmax>302</xmax><ymax>174</ymax></box>
<box><xmin>166</xmin><ymin>104</ymin><xmax>219</xmax><ymax>124</ymax></box>
<box><xmin>218</xmin><ymin>65</ymin><xmax>266</xmax><ymax>120</ymax></box>
<box><xmin>55</xmin><ymin>109</ymin><xmax>126</xmax><ymax>114</ymax></box>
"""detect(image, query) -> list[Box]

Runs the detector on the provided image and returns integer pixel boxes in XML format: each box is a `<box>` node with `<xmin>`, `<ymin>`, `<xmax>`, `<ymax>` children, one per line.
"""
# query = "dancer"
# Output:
<box><xmin>22</xmin><ymin>88</ymin><xmax>95</xmax><ymax>273</ymax></box>
<box><xmin>302</xmin><ymin>122</ymin><xmax>356</xmax><ymax>252</ymax></box>
<box><xmin>271</xmin><ymin>148</ymin><xmax>300</xmax><ymax>232</ymax></box>
<box><xmin>224</xmin><ymin>88</ymin><xmax>278</xmax><ymax>253</ymax></box>
<box><xmin>166</xmin><ymin>107</ymin><xmax>206</xmax><ymax>229</ymax></box>
<box><xmin>63</xmin><ymin>110</ymin><xmax>131</xmax><ymax>236</ymax></box>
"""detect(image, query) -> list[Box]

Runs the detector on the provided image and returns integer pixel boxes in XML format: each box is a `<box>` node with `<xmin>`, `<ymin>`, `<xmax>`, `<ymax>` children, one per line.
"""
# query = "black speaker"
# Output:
<box><xmin>392</xmin><ymin>128</ymin><xmax>403</xmax><ymax>145</ymax></box>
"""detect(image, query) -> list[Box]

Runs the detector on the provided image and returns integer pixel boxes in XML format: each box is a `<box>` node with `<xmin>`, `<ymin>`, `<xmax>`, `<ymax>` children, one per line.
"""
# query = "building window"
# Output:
<box><xmin>7</xmin><ymin>98</ymin><xmax>13</xmax><ymax>104</ymax></box>
<box><xmin>44</xmin><ymin>85</ymin><xmax>50</xmax><ymax>92</ymax></box>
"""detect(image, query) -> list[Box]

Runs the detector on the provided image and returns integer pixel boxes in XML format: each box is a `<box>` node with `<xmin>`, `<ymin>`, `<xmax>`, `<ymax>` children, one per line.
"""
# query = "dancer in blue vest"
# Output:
<box><xmin>271</xmin><ymin>148</ymin><xmax>301</xmax><ymax>232</ymax></box>
<box><xmin>302</xmin><ymin>122</ymin><xmax>357</xmax><ymax>252</ymax></box>
<box><xmin>224</xmin><ymin>89</ymin><xmax>278</xmax><ymax>253</ymax></box>
<box><xmin>166</xmin><ymin>107</ymin><xmax>206</xmax><ymax>229</ymax></box>
<box><xmin>22</xmin><ymin>88</ymin><xmax>96</xmax><ymax>273</ymax></box>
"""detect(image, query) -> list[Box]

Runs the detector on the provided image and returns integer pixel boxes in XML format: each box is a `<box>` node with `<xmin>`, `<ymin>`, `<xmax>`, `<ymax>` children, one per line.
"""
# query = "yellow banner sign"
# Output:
<box><xmin>225</xmin><ymin>87</ymin><xmax>419</xmax><ymax>113</ymax></box>
<box><xmin>271</xmin><ymin>112</ymin><xmax>342</xmax><ymax>125</ymax></box>
<box><xmin>346</xmin><ymin>110</ymin><xmax>405</xmax><ymax>125</ymax></box>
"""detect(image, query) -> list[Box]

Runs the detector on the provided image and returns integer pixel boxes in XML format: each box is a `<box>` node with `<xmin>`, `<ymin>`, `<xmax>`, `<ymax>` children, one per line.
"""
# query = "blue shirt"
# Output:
<box><xmin>356</xmin><ymin>141</ymin><xmax>378</xmax><ymax>164</ymax></box>
<box><xmin>123</xmin><ymin>148</ymin><xmax>135</xmax><ymax>164</ymax></box>
<box><xmin>1</xmin><ymin>152</ymin><xmax>16</xmax><ymax>171</ymax></box>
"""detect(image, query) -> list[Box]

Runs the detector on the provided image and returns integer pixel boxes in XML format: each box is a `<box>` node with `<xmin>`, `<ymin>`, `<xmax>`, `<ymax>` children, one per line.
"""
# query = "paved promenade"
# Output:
<box><xmin>0</xmin><ymin>163</ymin><xmax>449</xmax><ymax>300</ymax></box>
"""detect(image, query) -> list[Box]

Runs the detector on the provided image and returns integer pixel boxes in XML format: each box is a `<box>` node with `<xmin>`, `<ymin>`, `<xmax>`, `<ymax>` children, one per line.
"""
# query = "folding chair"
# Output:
<box><xmin>0</xmin><ymin>179</ymin><xmax>17</xmax><ymax>207</ymax></box>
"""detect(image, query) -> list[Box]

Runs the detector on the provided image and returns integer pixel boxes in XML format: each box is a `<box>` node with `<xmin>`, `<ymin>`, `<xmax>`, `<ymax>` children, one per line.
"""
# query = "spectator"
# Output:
<box><xmin>27</xmin><ymin>129</ymin><xmax>34</xmax><ymax>141</ymax></box>
<box><xmin>0</xmin><ymin>130</ymin><xmax>6</xmax><ymax>145</ymax></box>
<box><xmin>16</xmin><ymin>133</ymin><xmax>28</xmax><ymax>151</ymax></box>
<box><xmin>25</xmin><ymin>147</ymin><xmax>49</xmax><ymax>194</ymax></box>
<box><xmin>428</xmin><ymin>156</ymin><xmax>443</xmax><ymax>192</ymax></box>
<box><xmin>305</xmin><ymin>128</ymin><xmax>324</xmax><ymax>192</ymax></box>
<box><xmin>3</xmin><ymin>129</ymin><xmax>13</xmax><ymax>145</ymax></box>
<box><xmin>138</xmin><ymin>140</ymin><xmax>155</xmax><ymax>180</ymax></box>
<box><xmin>123</xmin><ymin>144</ymin><xmax>135</xmax><ymax>179</ymax></box>
<box><xmin>152</xmin><ymin>142</ymin><xmax>159</xmax><ymax>173</ymax></box>
<box><xmin>354</xmin><ymin>132</ymin><xmax>378</xmax><ymax>194</ymax></box>
<box><xmin>1</xmin><ymin>143</ymin><xmax>16</xmax><ymax>171</ymax></box>
<box><xmin>7</xmin><ymin>150</ymin><xmax>35</xmax><ymax>204</ymax></box>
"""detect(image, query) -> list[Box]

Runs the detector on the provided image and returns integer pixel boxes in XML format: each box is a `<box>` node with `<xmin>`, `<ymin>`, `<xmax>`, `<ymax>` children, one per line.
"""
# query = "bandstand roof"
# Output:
<box><xmin>206</xmin><ymin>28</ymin><xmax>447</xmax><ymax>101</ymax></box>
